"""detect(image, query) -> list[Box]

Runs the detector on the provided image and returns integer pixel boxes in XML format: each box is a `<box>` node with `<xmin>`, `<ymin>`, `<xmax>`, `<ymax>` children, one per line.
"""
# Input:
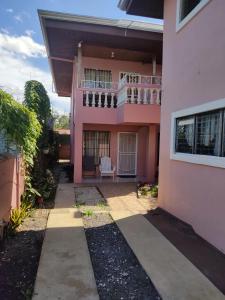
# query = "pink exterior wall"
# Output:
<box><xmin>159</xmin><ymin>0</ymin><xmax>225</xmax><ymax>253</ymax></box>
<box><xmin>72</xmin><ymin>56</ymin><xmax>162</xmax><ymax>183</ymax></box>
<box><xmin>0</xmin><ymin>156</ymin><xmax>24</xmax><ymax>221</ymax></box>
<box><xmin>81</xmin><ymin>57</ymin><xmax>162</xmax><ymax>82</ymax></box>
<box><xmin>83</xmin><ymin>124</ymin><xmax>158</xmax><ymax>181</ymax></box>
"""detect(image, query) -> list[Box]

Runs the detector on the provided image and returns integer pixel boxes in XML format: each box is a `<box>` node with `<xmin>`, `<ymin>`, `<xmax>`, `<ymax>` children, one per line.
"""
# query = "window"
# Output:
<box><xmin>84</xmin><ymin>68</ymin><xmax>112</xmax><ymax>89</ymax></box>
<box><xmin>176</xmin><ymin>0</ymin><xmax>210</xmax><ymax>31</ymax></box>
<box><xmin>180</xmin><ymin>0</ymin><xmax>201</xmax><ymax>21</ymax></box>
<box><xmin>196</xmin><ymin>111</ymin><xmax>221</xmax><ymax>156</ymax></box>
<box><xmin>175</xmin><ymin>116</ymin><xmax>195</xmax><ymax>154</ymax></box>
<box><xmin>83</xmin><ymin>131</ymin><xmax>110</xmax><ymax>171</ymax></box>
<box><xmin>174</xmin><ymin>107</ymin><xmax>225</xmax><ymax>159</ymax></box>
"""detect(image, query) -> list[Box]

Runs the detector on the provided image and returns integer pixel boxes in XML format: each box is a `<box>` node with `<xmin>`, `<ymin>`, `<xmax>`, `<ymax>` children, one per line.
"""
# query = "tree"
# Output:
<box><xmin>24</xmin><ymin>80</ymin><xmax>51</xmax><ymax>125</ymax></box>
<box><xmin>54</xmin><ymin>114</ymin><xmax>70</xmax><ymax>129</ymax></box>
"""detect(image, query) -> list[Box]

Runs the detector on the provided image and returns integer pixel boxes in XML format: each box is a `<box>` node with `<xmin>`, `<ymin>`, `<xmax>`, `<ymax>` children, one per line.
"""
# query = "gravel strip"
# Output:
<box><xmin>83</xmin><ymin>213</ymin><xmax>161</xmax><ymax>300</ymax></box>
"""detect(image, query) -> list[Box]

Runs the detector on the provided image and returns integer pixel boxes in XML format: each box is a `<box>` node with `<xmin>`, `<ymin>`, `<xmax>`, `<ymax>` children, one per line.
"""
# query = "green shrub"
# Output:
<box><xmin>83</xmin><ymin>210</ymin><xmax>93</xmax><ymax>217</ymax></box>
<box><xmin>150</xmin><ymin>185</ymin><xmax>158</xmax><ymax>198</ymax></box>
<box><xmin>8</xmin><ymin>207</ymin><xmax>27</xmax><ymax>234</ymax></box>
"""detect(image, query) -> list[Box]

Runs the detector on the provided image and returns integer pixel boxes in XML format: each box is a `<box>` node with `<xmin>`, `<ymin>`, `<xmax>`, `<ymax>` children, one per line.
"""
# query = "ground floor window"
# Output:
<box><xmin>83</xmin><ymin>131</ymin><xmax>110</xmax><ymax>171</ymax></box>
<box><xmin>175</xmin><ymin>108</ymin><xmax>225</xmax><ymax>157</ymax></box>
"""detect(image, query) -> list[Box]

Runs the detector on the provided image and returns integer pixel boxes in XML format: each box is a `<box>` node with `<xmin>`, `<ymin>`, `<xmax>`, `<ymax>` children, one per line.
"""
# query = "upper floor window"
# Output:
<box><xmin>176</xmin><ymin>0</ymin><xmax>210</xmax><ymax>32</ymax></box>
<box><xmin>180</xmin><ymin>0</ymin><xmax>201</xmax><ymax>21</ymax></box>
<box><xmin>84</xmin><ymin>68</ymin><xmax>112</xmax><ymax>89</ymax></box>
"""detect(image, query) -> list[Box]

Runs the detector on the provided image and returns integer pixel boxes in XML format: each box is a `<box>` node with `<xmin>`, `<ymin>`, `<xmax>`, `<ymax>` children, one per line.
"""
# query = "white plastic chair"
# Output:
<box><xmin>99</xmin><ymin>156</ymin><xmax>116</xmax><ymax>181</ymax></box>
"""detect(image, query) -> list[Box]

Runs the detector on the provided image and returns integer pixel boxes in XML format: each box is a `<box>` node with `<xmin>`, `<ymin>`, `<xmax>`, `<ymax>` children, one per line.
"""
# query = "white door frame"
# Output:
<box><xmin>117</xmin><ymin>132</ymin><xmax>138</xmax><ymax>176</ymax></box>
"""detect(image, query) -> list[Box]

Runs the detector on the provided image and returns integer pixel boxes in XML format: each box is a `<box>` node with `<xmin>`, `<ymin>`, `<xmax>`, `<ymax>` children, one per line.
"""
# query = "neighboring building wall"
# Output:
<box><xmin>159</xmin><ymin>0</ymin><xmax>225</xmax><ymax>253</ymax></box>
<box><xmin>0</xmin><ymin>156</ymin><xmax>24</xmax><ymax>221</ymax></box>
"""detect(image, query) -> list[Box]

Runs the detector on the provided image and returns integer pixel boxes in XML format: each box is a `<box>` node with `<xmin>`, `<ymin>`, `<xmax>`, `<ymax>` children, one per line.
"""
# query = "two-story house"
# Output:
<box><xmin>119</xmin><ymin>0</ymin><xmax>225</xmax><ymax>254</ymax></box>
<box><xmin>39</xmin><ymin>10</ymin><xmax>163</xmax><ymax>184</ymax></box>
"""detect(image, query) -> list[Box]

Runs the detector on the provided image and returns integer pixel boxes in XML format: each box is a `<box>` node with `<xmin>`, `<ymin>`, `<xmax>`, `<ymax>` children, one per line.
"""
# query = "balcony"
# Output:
<box><xmin>81</xmin><ymin>80</ymin><xmax>118</xmax><ymax>108</ymax></box>
<box><xmin>80</xmin><ymin>74</ymin><xmax>161</xmax><ymax>109</ymax></box>
<box><xmin>118</xmin><ymin>74</ymin><xmax>161</xmax><ymax>106</ymax></box>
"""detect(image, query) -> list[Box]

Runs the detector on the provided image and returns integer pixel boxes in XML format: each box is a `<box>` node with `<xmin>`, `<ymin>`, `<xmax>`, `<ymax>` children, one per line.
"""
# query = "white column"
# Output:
<box><xmin>98</xmin><ymin>92</ymin><xmax>102</xmax><ymax>107</ymax></box>
<box><xmin>150</xmin><ymin>89</ymin><xmax>154</xmax><ymax>104</ymax></box>
<box><xmin>104</xmin><ymin>93</ymin><xmax>108</xmax><ymax>107</ymax></box>
<box><xmin>143</xmin><ymin>88</ymin><xmax>147</xmax><ymax>104</ymax></box>
<box><xmin>85</xmin><ymin>91</ymin><xmax>89</xmax><ymax>106</ymax></box>
<box><xmin>111</xmin><ymin>93</ymin><xmax>115</xmax><ymax>108</ymax></box>
<box><xmin>156</xmin><ymin>89</ymin><xmax>160</xmax><ymax>105</ymax></box>
<box><xmin>131</xmin><ymin>88</ymin><xmax>134</xmax><ymax>104</ymax></box>
<box><xmin>92</xmin><ymin>92</ymin><xmax>95</xmax><ymax>107</ymax></box>
<box><xmin>137</xmin><ymin>88</ymin><xmax>141</xmax><ymax>104</ymax></box>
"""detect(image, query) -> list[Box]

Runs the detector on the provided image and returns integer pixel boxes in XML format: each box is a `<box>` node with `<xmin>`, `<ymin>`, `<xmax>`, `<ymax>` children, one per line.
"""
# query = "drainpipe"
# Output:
<box><xmin>152</xmin><ymin>55</ymin><xmax>157</xmax><ymax>76</ymax></box>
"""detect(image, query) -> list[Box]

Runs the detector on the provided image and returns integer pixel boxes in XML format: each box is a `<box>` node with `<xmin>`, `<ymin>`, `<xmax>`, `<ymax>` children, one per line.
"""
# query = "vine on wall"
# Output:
<box><xmin>0</xmin><ymin>89</ymin><xmax>41</xmax><ymax>166</ymax></box>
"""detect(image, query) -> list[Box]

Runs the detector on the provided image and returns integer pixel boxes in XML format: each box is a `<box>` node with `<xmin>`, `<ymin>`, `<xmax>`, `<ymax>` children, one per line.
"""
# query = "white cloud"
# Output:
<box><xmin>0</xmin><ymin>32</ymin><xmax>46</xmax><ymax>58</ymax></box>
<box><xmin>1</xmin><ymin>28</ymin><xmax>9</xmax><ymax>34</ymax></box>
<box><xmin>6</xmin><ymin>8</ymin><xmax>13</xmax><ymax>13</ymax></box>
<box><xmin>0</xmin><ymin>33</ymin><xmax>70</xmax><ymax>114</ymax></box>
<box><xmin>25</xmin><ymin>29</ymin><xmax>35</xmax><ymax>37</ymax></box>
<box><xmin>14</xmin><ymin>14</ymin><xmax>23</xmax><ymax>22</ymax></box>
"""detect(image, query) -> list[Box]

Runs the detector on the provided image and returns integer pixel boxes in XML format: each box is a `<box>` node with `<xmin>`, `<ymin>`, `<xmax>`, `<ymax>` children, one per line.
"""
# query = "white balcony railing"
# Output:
<box><xmin>80</xmin><ymin>75</ymin><xmax>161</xmax><ymax>108</ymax></box>
<box><xmin>117</xmin><ymin>86</ymin><xmax>161</xmax><ymax>106</ymax></box>
<box><xmin>118</xmin><ymin>74</ymin><xmax>162</xmax><ymax>89</ymax></box>
<box><xmin>83</xmin><ymin>90</ymin><xmax>117</xmax><ymax>108</ymax></box>
<box><xmin>81</xmin><ymin>80</ymin><xmax>118</xmax><ymax>90</ymax></box>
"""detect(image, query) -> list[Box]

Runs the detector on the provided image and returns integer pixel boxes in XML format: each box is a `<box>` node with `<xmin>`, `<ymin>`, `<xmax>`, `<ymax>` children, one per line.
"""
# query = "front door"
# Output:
<box><xmin>118</xmin><ymin>132</ymin><xmax>137</xmax><ymax>176</ymax></box>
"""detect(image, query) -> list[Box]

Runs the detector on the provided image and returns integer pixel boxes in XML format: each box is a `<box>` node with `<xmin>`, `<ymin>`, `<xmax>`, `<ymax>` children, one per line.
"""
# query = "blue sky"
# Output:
<box><xmin>0</xmin><ymin>0</ymin><xmax>162</xmax><ymax>114</ymax></box>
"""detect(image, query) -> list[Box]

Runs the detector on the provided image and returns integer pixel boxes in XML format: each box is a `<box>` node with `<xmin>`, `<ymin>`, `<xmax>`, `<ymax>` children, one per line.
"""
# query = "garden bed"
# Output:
<box><xmin>0</xmin><ymin>209</ymin><xmax>50</xmax><ymax>300</ymax></box>
<box><xmin>83</xmin><ymin>213</ymin><xmax>161</xmax><ymax>300</ymax></box>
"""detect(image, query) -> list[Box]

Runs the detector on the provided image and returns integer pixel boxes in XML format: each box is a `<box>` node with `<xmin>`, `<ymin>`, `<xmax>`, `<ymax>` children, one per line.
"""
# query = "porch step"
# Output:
<box><xmin>111</xmin><ymin>211</ymin><xmax>225</xmax><ymax>300</ymax></box>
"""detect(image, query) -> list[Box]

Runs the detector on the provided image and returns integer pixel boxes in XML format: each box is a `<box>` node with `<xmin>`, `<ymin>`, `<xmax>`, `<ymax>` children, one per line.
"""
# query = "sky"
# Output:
<box><xmin>0</xmin><ymin>0</ymin><xmax>162</xmax><ymax>115</ymax></box>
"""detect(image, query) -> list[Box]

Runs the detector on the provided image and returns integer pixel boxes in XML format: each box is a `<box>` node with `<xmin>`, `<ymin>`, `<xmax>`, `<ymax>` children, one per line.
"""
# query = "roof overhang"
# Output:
<box><xmin>118</xmin><ymin>0</ymin><xmax>164</xmax><ymax>19</ymax></box>
<box><xmin>38</xmin><ymin>10</ymin><xmax>163</xmax><ymax>97</ymax></box>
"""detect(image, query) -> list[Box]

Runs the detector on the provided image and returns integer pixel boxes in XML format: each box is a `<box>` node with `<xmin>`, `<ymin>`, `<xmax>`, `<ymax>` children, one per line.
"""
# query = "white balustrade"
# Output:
<box><xmin>81</xmin><ymin>75</ymin><xmax>161</xmax><ymax>108</ymax></box>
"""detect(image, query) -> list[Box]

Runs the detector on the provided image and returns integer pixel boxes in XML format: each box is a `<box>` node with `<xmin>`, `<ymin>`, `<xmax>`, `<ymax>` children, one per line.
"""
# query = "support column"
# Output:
<box><xmin>146</xmin><ymin>124</ymin><xmax>159</xmax><ymax>183</ymax></box>
<box><xmin>76</xmin><ymin>42</ymin><xmax>82</xmax><ymax>88</ymax></box>
<box><xmin>74</xmin><ymin>122</ymin><xmax>83</xmax><ymax>183</ymax></box>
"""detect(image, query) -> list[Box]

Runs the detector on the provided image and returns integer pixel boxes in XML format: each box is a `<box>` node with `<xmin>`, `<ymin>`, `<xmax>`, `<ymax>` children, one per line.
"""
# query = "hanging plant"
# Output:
<box><xmin>0</xmin><ymin>89</ymin><xmax>41</xmax><ymax>166</ymax></box>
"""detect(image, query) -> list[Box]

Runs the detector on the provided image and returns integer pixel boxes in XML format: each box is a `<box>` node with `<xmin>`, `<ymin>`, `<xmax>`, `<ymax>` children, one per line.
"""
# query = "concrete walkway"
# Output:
<box><xmin>33</xmin><ymin>184</ymin><xmax>99</xmax><ymax>300</ymax></box>
<box><xmin>111</xmin><ymin>210</ymin><xmax>225</xmax><ymax>300</ymax></box>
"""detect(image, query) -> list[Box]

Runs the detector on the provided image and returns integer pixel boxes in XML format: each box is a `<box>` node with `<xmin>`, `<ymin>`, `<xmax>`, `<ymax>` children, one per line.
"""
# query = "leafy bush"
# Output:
<box><xmin>150</xmin><ymin>185</ymin><xmax>158</xmax><ymax>198</ymax></box>
<box><xmin>0</xmin><ymin>89</ymin><xmax>41</xmax><ymax>166</ymax></box>
<box><xmin>31</xmin><ymin>168</ymin><xmax>57</xmax><ymax>203</ymax></box>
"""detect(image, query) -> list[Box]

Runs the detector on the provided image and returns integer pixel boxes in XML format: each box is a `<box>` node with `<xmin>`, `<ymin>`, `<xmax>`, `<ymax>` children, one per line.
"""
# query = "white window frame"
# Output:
<box><xmin>176</xmin><ymin>0</ymin><xmax>210</xmax><ymax>32</ymax></box>
<box><xmin>170</xmin><ymin>98</ymin><xmax>225</xmax><ymax>168</ymax></box>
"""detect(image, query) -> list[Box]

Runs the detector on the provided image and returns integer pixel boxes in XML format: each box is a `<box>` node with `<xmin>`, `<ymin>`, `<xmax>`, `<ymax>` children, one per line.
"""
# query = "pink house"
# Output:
<box><xmin>120</xmin><ymin>0</ymin><xmax>225</xmax><ymax>254</ymax></box>
<box><xmin>39</xmin><ymin>10</ymin><xmax>163</xmax><ymax>184</ymax></box>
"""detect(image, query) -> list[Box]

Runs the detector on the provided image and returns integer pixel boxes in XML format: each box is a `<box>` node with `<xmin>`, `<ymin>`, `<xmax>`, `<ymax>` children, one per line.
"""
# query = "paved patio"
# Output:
<box><xmin>97</xmin><ymin>182</ymin><xmax>157</xmax><ymax>213</ymax></box>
